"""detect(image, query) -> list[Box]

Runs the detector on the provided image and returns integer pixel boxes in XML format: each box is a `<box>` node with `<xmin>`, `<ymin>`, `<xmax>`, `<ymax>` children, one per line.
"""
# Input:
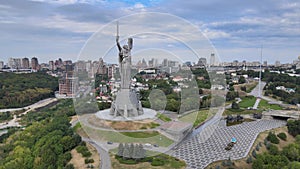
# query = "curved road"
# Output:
<box><xmin>82</xmin><ymin>137</ymin><xmax>111</xmax><ymax>169</ymax></box>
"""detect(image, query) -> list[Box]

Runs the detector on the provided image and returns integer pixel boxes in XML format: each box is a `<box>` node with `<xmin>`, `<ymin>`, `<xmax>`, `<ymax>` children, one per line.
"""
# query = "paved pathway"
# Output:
<box><xmin>170</xmin><ymin>119</ymin><xmax>286</xmax><ymax>169</ymax></box>
<box><xmin>82</xmin><ymin>137</ymin><xmax>111</xmax><ymax>169</ymax></box>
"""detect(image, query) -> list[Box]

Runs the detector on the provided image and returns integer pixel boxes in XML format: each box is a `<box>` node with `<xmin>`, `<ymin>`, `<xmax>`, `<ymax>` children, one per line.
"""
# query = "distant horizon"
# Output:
<box><xmin>1</xmin><ymin>55</ymin><xmax>298</xmax><ymax>66</ymax></box>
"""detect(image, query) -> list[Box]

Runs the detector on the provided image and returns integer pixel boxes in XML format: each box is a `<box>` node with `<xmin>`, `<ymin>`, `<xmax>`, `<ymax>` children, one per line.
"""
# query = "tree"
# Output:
<box><xmin>117</xmin><ymin>143</ymin><xmax>124</xmax><ymax>157</ymax></box>
<box><xmin>239</xmin><ymin>76</ymin><xmax>246</xmax><ymax>84</ymax></box>
<box><xmin>241</xmin><ymin>86</ymin><xmax>247</xmax><ymax>92</ymax></box>
<box><xmin>281</xmin><ymin>143</ymin><xmax>300</xmax><ymax>161</ymax></box>
<box><xmin>287</xmin><ymin>120</ymin><xmax>300</xmax><ymax>137</ymax></box>
<box><xmin>231</xmin><ymin>101</ymin><xmax>240</xmax><ymax>109</ymax></box>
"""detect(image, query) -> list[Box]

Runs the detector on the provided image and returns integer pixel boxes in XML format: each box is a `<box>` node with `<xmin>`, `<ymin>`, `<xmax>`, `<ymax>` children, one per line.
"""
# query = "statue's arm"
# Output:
<box><xmin>116</xmin><ymin>36</ymin><xmax>122</xmax><ymax>52</ymax></box>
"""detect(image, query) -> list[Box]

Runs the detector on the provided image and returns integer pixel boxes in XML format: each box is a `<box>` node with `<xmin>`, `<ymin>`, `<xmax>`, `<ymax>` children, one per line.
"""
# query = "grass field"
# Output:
<box><xmin>121</xmin><ymin>131</ymin><xmax>159</xmax><ymax>138</ymax></box>
<box><xmin>258</xmin><ymin>99</ymin><xmax>282</xmax><ymax>110</ymax></box>
<box><xmin>157</xmin><ymin>113</ymin><xmax>172</xmax><ymax>122</ymax></box>
<box><xmin>179</xmin><ymin>110</ymin><xmax>210</xmax><ymax>127</ymax></box>
<box><xmin>239</xmin><ymin>96</ymin><xmax>256</xmax><ymax>108</ymax></box>
<box><xmin>246</xmin><ymin>82</ymin><xmax>258</xmax><ymax>93</ymax></box>
<box><xmin>223</xmin><ymin>108</ymin><xmax>263</xmax><ymax>116</ymax></box>
<box><xmin>83</xmin><ymin>126</ymin><xmax>173</xmax><ymax>147</ymax></box>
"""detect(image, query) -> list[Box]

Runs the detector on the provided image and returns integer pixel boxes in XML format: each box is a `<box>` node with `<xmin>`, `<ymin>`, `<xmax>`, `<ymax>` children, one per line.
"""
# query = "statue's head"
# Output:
<box><xmin>123</xmin><ymin>45</ymin><xmax>129</xmax><ymax>50</ymax></box>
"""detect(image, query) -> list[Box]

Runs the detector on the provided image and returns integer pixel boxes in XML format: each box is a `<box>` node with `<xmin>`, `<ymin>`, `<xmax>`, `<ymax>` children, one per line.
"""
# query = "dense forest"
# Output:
<box><xmin>0</xmin><ymin>99</ymin><xmax>81</xmax><ymax>169</ymax></box>
<box><xmin>0</xmin><ymin>72</ymin><xmax>58</xmax><ymax>109</ymax></box>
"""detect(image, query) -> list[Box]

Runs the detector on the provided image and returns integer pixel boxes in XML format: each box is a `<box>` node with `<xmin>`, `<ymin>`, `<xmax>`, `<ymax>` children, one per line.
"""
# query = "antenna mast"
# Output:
<box><xmin>259</xmin><ymin>45</ymin><xmax>263</xmax><ymax>98</ymax></box>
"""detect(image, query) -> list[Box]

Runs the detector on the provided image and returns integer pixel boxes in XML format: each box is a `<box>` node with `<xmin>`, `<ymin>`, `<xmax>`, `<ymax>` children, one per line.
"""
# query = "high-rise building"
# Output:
<box><xmin>198</xmin><ymin>57</ymin><xmax>207</xmax><ymax>66</ymax></box>
<box><xmin>97</xmin><ymin>58</ymin><xmax>107</xmax><ymax>74</ymax></box>
<box><xmin>21</xmin><ymin>57</ymin><xmax>30</xmax><ymax>69</ymax></box>
<box><xmin>162</xmin><ymin>59</ymin><xmax>168</xmax><ymax>67</ymax></box>
<box><xmin>0</xmin><ymin>61</ymin><xmax>3</xmax><ymax>69</ymax></box>
<box><xmin>263</xmin><ymin>61</ymin><xmax>268</xmax><ymax>67</ymax></box>
<box><xmin>59</xmin><ymin>73</ymin><xmax>77</xmax><ymax>97</ymax></box>
<box><xmin>75</xmin><ymin>60</ymin><xmax>86</xmax><ymax>72</ymax></box>
<box><xmin>8</xmin><ymin>58</ymin><xmax>22</xmax><ymax>69</ymax></box>
<box><xmin>210</xmin><ymin>53</ymin><xmax>216</xmax><ymax>66</ymax></box>
<box><xmin>148</xmin><ymin>58</ymin><xmax>154</xmax><ymax>67</ymax></box>
<box><xmin>275</xmin><ymin>61</ymin><xmax>281</xmax><ymax>67</ymax></box>
<box><xmin>31</xmin><ymin>57</ymin><xmax>39</xmax><ymax>70</ymax></box>
<box><xmin>49</xmin><ymin>61</ymin><xmax>54</xmax><ymax>70</ymax></box>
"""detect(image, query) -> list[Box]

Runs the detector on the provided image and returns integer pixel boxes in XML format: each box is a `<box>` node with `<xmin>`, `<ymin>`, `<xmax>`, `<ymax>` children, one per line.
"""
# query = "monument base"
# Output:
<box><xmin>110</xmin><ymin>89</ymin><xmax>144</xmax><ymax>118</ymax></box>
<box><xmin>96</xmin><ymin>108</ymin><xmax>156</xmax><ymax>121</ymax></box>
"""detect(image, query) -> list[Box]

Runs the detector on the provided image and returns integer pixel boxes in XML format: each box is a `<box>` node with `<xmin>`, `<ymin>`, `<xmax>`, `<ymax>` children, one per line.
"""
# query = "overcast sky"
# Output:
<box><xmin>0</xmin><ymin>0</ymin><xmax>299</xmax><ymax>64</ymax></box>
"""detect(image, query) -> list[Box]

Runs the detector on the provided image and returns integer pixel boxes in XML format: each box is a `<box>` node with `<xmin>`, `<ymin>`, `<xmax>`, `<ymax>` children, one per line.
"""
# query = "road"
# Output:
<box><xmin>82</xmin><ymin>137</ymin><xmax>111</xmax><ymax>169</ymax></box>
<box><xmin>0</xmin><ymin>98</ymin><xmax>58</xmax><ymax>129</ymax></box>
<box><xmin>0</xmin><ymin>98</ymin><xmax>58</xmax><ymax>113</ymax></box>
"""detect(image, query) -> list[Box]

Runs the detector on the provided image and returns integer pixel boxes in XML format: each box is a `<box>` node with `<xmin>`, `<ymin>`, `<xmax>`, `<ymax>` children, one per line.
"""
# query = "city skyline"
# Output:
<box><xmin>0</xmin><ymin>0</ymin><xmax>299</xmax><ymax>64</ymax></box>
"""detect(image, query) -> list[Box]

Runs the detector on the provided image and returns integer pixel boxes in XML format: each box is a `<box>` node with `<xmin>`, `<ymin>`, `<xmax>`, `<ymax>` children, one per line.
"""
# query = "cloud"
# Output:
<box><xmin>0</xmin><ymin>0</ymin><xmax>299</xmax><ymax>64</ymax></box>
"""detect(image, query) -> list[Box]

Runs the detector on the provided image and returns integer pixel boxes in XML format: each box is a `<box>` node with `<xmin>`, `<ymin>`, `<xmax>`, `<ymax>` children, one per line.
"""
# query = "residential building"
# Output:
<box><xmin>31</xmin><ymin>57</ymin><xmax>39</xmax><ymax>70</ymax></box>
<box><xmin>21</xmin><ymin>57</ymin><xmax>30</xmax><ymax>69</ymax></box>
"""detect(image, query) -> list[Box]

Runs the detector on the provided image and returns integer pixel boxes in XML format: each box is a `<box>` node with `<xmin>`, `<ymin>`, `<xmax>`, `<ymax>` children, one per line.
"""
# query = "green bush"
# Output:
<box><xmin>287</xmin><ymin>120</ymin><xmax>300</xmax><ymax>137</ymax></box>
<box><xmin>277</xmin><ymin>132</ymin><xmax>287</xmax><ymax>141</ymax></box>
<box><xmin>252</xmin><ymin>150</ymin><xmax>257</xmax><ymax>158</ymax></box>
<box><xmin>246</xmin><ymin>156</ymin><xmax>253</xmax><ymax>164</ymax></box>
<box><xmin>255</xmin><ymin>145</ymin><xmax>260</xmax><ymax>151</ymax></box>
<box><xmin>85</xmin><ymin>158</ymin><xmax>94</xmax><ymax>164</ymax></box>
<box><xmin>267</xmin><ymin>132</ymin><xmax>280</xmax><ymax>144</ymax></box>
<box><xmin>76</xmin><ymin>145</ymin><xmax>92</xmax><ymax>157</ymax></box>
<box><xmin>268</xmin><ymin>144</ymin><xmax>279</xmax><ymax>155</ymax></box>
<box><xmin>65</xmin><ymin>164</ymin><xmax>75</xmax><ymax>169</ymax></box>
<box><xmin>151</xmin><ymin>158</ymin><xmax>165</xmax><ymax>166</ymax></box>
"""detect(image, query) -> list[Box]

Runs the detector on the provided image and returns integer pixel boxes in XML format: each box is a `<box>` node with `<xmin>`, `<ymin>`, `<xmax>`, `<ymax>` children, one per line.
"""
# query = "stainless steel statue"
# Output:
<box><xmin>110</xmin><ymin>22</ymin><xmax>144</xmax><ymax>118</ymax></box>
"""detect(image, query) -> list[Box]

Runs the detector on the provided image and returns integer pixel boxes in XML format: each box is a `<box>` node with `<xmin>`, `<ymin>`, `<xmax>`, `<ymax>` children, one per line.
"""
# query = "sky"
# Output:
<box><xmin>0</xmin><ymin>0</ymin><xmax>299</xmax><ymax>64</ymax></box>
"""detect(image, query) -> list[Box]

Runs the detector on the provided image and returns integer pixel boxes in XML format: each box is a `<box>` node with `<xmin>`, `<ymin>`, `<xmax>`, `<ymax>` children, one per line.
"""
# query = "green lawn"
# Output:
<box><xmin>239</xmin><ymin>96</ymin><xmax>256</xmax><ymax>108</ymax></box>
<box><xmin>258</xmin><ymin>99</ymin><xmax>282</xmax><ymax>110</ymax></box>
<box><xmin>223</xmin><ymin>108</ymin><xmax>263</xmax><ymax>116</ymax></box>
<box><xmin>83</xmin><ymin>126</ymin><xmax>173</xmax><ymax>147</ymax></box>
<box><xmin>121</xmin><ymin>131</ymin><xmax>159</xmax><ymax>138</ymax></box>
<box><xmin>157</xmin><ymin>113</ymin><xmax>172</xmax><ymax>122</ymax></box>
<box><xmin>179</xmin><ymin>110</ymin><xmax>210</xmax><ymax>127</ymax></box>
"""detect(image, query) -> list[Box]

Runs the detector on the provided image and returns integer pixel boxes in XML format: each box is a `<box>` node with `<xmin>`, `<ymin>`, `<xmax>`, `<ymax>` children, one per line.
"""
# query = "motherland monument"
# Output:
<box><xmin>110</xmin><ymin>22</ymin><xmax>144</xmax><ymax>118</ymax></box>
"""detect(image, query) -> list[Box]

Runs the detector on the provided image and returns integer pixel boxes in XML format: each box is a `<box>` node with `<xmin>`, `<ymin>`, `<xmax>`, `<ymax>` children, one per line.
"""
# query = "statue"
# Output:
<box><xmin>110</xmin><ymin>22</ymin><xmax>144</xmax><ymax>118</ymax></box>
<box><xmin>116</xmin><ymin>35</ymin><xmax>132</xmax><ymax>89</ymax></box>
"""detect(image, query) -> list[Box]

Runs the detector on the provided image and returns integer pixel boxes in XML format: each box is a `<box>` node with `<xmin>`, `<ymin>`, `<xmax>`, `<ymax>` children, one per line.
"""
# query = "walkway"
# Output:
<box><xmin>170</xmin><ymin>119</ymin><xmax>286</xmax><ymax>169</ymax></box>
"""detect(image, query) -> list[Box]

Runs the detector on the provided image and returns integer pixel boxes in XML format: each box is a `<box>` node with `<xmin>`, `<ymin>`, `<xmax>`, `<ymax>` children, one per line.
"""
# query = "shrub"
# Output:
<box><xmin>277</xmin><ymin>132</ymin><xmax>287</xmax><ymax>141</ymax></box>
<box><xmin>287</xmin><ymin>120</ymin><xmax>300</xmax><ymax>137</ymax></box>
<box><xmin>295</xmin><ymin>135</ymin><xmax>300</xmax><ymax>143</ymax></box>
<box><xmin>215</xmin><ymin>166</ymin><xmax>221</xmax><ymax>169</ymax></box>
<box><xmin>252</xmin><ymin>150</ymin><xmax>257</xmax><ymax>158</ymax></box>
<box><xmin>85</xmin><ymin>158</ymin><xmax>94</xmax><ymax>164</ymax></box>
<box><xmin>255</xmin><ymin>145</ymin><xmax>260</xmax><ymax>151</ymax></box>
<box><xmin>246</xmin><ymin>156</ymin><xmax>253</xmax><ymax>164</ymax></box>
<box><xmin>65</xmin><ymin>164</ymin><xmax>75</xmax><ymax>169</ymax></box>
<box><xmin>268</xmin><ymin>144</ymin><xmax>279</xmax><ymax>155</ymax></box>
<box><xmin>151</xmin><ymin>158</ymin><xmax>165</xmax><ymax>166</ymax></box>
<box><xmin>267</xmin><ymin>132</ymin><xmax>280</xmax><ymax>144</ymax></box>
<box><xmin>76</xmin><ymin>145</ymin><xmax>92</xmax><ymax>157</ymax></box>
